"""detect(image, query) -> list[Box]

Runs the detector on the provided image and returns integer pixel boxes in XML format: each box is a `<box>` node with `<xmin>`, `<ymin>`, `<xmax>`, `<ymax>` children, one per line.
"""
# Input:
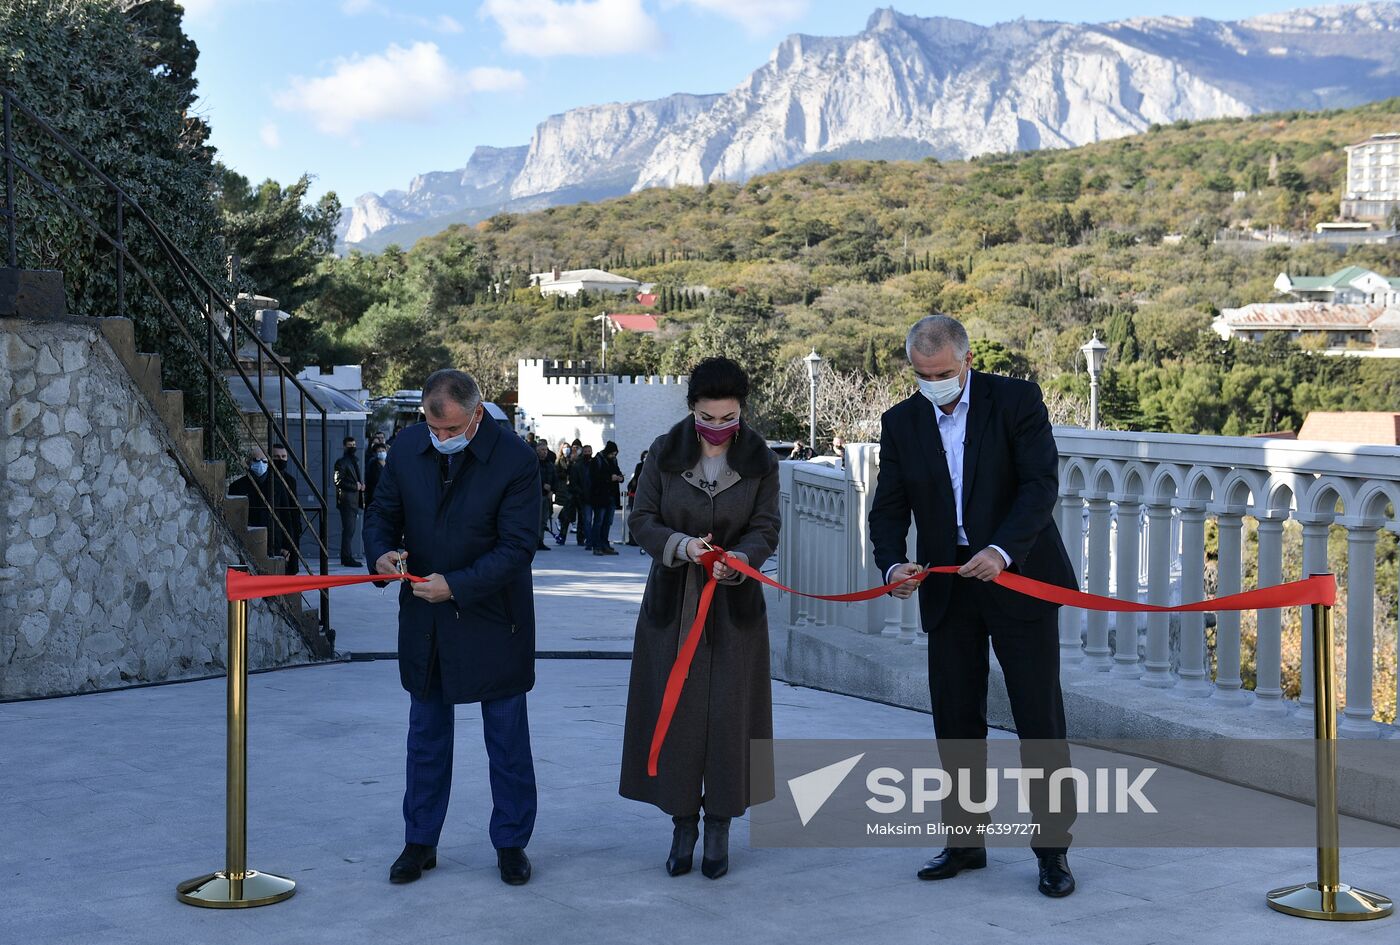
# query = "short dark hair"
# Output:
<box><xmin>603</xmin><ymin>440</ymin><xmax>618</xmax><ymax>456</ymax></box>
<box><xmin>343</xmin><ymin>436</ymin><xmax>356</xmax><ymax>447</ymax></box>
<box><xmin>687</xmin><ymin>357</ymin><xmax>750</xmax><ymax>408</ymax></box>
<box><xmin>422</xmin><ymin>369</ymin><xmax>482</xmax><ymax>417</ymax></box>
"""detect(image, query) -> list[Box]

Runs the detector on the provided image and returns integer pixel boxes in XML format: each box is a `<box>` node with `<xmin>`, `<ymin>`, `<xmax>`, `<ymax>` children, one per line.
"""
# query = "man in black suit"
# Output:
<box><xmin>269</xmin><ymin>444</ymin><xmax>301</xmax><ymax>572</ymax></box>
<box><xmin>870</xmin><ymin>313</ymin><xmax>1079</xmax><ymax>898</ymax></box>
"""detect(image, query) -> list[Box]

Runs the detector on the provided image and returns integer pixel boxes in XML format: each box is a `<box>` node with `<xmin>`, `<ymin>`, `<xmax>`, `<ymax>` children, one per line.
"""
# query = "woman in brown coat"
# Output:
<box><xmin>619</xmin><ymin>357</ymin><xmax>781</xmax><ymax>880</ymax></box>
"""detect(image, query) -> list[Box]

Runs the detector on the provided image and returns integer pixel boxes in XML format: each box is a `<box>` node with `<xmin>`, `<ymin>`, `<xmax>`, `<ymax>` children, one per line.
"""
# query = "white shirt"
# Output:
<box><xmin>886</xmin><ymin>375</ymin><xmax>1010</xmax><ymax>583</ymax></box>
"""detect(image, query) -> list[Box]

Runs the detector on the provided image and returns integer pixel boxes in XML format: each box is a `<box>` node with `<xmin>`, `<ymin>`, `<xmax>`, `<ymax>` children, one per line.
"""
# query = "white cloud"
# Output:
<box><xmin>274</xmin><ymin>42</ymin><xmax>525</xmax><ymax>136</ymax></box>
<box><xmin>259</xmin><ymin>121</ymin><xmax>281</xmax><ymax>149</ymax></box>
<box><xmin>674</xmin><ymin>0</ymin><xmax>808</xmax><ymax>35</ymax></box>
<box><xmin>480</xmin><ymin>0</ymin><xmax>663</xmax><ymax>57</ymax></box>
<box><xmin>339</xmin><ymin>0</ymin><xmax>465</xmax><ymax>34</ymax></box>
<box><xmin>464</xmin><ymin>66</ymin><xmax>528</xmax><ymax>92</ymax></box>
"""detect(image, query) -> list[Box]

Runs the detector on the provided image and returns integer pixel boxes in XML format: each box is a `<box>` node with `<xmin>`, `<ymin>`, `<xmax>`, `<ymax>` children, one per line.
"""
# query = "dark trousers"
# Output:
<box><xmin>338</xmin><ymin>498</ymin><xmax>360</xmax><ymax>561</ymax></box>
<box><xmin>404</xmin><ymin>671</ymin><xmax>538</xmax><ymax>849</ymax></box>
<box><xmin>574</xmin><ymin>502</ymin><xmax>594</xmax><ymax>547</ymax></box>
<box><xmin>926</xmin><ymin>546</ymin><xmax>1075</xmax><ymax>856</ymax></box>
<box><xmin>588</xmin><ymin>504</ymin><xmax>615</xmax><ymax>550</ymax></box>
<box><xmin>540</xmin><ymin>495</ymin><xmax>553</xmax><ymax>544</ymax></box>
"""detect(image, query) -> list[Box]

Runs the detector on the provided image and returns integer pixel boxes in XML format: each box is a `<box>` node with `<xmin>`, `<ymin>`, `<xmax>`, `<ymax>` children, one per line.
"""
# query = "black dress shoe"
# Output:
<box><xmin>342</xmin><ymin>558</ymin><xmax>363</xmax><ymax>568</ymax></box>
<box><xmin>1037</xmin><ymin>853</ymin><xmax>1075</xmax><ymax>897</ymax></box>
<box><xmin>666</xmin><ymin>814</ymin><xmax>700</xmax><ymax>876</ymax></box>
<box><xmin>537</xmin><ymin>543</ymin><xmax>551</xmax><ymax>551</ymax></box>
<box><xmin>916</xmin><ymin>846</ymin><xmax>987</xmax><ymax>880</ymax></box>
<box><xmin>389</xmin><ymin>843</ymin><xmax>436</xmax><ymax>884</ymax></box>
<box><xmin>701</xmin><ymin>814</ymin><xmax>730</xmax><ymax>879</ymax></box>
<box><xmin>497</xmin><ymin>846</ymin><xmax>531</xmax><ymax>885</ymax></box>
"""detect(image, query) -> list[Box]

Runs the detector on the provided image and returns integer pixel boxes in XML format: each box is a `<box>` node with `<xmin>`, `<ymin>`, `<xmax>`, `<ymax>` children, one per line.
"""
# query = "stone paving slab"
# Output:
<box><xmin>5</xmin><ymin>659</ymin><xmax>1399</xmax><ymax>945</ymax></box>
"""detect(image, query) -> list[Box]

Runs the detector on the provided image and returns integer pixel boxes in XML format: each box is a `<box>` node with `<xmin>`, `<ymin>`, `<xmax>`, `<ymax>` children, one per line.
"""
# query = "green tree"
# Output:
<box><xmin>2</xmin><ymin>0</ymin><xmax>228</xmax><ymax>434</ymax></box>
<box><xmin>218</xmin><ymin>166</ymin><xmax>341</xmax><ymax>310</ymax></box>
<box><xmin>348</xmin><ymin>302</ymin><xmax>450</xmax><ymax>396</ymax></box>
<box><xmin>970</xmin><ymin>339</ymin><xmax>1031</xmax><ymax>377</ymax></box>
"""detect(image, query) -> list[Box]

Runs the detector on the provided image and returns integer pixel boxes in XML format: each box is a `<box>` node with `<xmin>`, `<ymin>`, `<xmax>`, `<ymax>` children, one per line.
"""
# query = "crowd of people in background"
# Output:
<box><xmin>230</xmin><ymin>417</ymin><xmax>848</xmax><ymax>571</ymax></box>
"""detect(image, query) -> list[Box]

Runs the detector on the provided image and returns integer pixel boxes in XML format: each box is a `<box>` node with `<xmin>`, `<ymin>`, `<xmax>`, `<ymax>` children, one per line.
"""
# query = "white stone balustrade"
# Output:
<box><xmin>774</xmin><ymin>430</ymin><xmax>1400</xmax><ymax>736</ymax></box>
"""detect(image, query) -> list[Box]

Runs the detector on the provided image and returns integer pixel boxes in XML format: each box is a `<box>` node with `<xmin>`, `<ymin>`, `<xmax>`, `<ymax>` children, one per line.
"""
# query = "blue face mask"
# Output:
<box><xmin>250</xmin><ymin>460</ymin><xmax>269</xmax><ymax>476</ymax></box>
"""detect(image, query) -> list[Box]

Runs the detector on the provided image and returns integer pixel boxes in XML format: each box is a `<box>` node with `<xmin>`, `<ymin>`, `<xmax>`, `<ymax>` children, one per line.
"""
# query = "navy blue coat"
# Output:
<box><xmin>363</xmin><ymin>418</ymin><xmax>541</xmax><ymax>704</ymax></box>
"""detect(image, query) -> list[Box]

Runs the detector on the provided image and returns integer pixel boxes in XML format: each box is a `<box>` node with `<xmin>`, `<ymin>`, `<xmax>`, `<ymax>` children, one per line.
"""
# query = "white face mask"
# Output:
<box><xmin>430</xmin><ymin>430</ymin><xmax>469</xmax><ymax>454</ymax></box>
<box><xmin>249</xmin><ymin>460</ymin><xmax>268</xmax><ymax>476</ymax></box>
<box><xmin>918</xmin><ymin>368</ymin><xmax>965</xmax><ymax>407</ymax></box>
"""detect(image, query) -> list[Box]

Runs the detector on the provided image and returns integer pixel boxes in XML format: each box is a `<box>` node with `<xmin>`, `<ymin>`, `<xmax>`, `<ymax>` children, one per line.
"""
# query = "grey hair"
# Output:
<box><xmin>905</xmin><ymin>314</ymin><xmax>970</xmax><ymax>361</ymax></box>
<box><xmin>422</xmin><ymin>369</ymin><xmax>482</xmax><ymax>417</ymax></box>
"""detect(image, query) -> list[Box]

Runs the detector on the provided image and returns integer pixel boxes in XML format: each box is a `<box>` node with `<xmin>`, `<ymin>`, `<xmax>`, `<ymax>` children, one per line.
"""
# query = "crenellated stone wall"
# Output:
<box><xmin>1</xmin><ymin>316</ymin><xmax>316</xmax><ymax>699</ymax></box>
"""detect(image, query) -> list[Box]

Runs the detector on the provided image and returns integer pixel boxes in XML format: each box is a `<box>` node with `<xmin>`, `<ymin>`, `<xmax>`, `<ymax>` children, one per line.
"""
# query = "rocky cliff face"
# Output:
<box><xmin>344</xmin><ymin>3</ymin><xmax>1400</xmax><ymax>250</ymax></box>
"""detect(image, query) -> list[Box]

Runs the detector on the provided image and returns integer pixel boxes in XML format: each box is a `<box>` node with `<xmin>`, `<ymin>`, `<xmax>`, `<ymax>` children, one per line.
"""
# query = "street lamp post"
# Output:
<box><xmin>1081</xmin><ymin>333</ymin><xmax>1107</xmax><ymax>431</ymax></box>
<box><xmin>803</xmin><ymin>349</ymin><xmax>823</xmax><ymax>454</ymax></box>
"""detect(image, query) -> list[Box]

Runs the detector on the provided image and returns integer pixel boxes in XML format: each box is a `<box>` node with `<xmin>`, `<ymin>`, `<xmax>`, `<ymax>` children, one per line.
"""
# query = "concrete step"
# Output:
<box><xmin>222</xmin><ymin>493</ymin><xmax>249</xmax><ymax>534</ymax></box>
<box><xmin>131</xmin><ymin>354</ymin><xmax>162</xmax><ymax>401</ymax></box>
<box><xmin>199</xmin><ymin>457</ymin><xmax>226</xmax><ymax>499</ymax></box>
<box><xmin>97</xmin><ymin>317</ymin><xmax>135</xmax><ymax>364</ymax></box>
<box><xmin>181</xmin><ymin>426</ymin><xmax>204</xmax><ymax>463</ymax></box>
<box><xmin>155</xmin><ymin>389</ymin><xmax>184</xmax><ymax>436</ymax></box>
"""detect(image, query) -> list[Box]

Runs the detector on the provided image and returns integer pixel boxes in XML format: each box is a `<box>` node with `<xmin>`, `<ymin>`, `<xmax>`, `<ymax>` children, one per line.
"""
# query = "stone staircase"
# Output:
<box><xmin>95</xmin><ymin>315</ymin><xmax>327</xmax><ymax>651</ymax></box>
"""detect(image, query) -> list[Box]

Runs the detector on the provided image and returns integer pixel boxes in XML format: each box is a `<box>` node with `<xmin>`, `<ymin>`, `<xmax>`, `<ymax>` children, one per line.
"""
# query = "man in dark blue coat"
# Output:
<box><xmin>363</xmin><ymin>369</ymin><xmax>541</xmax><ymax>887</ymax></box>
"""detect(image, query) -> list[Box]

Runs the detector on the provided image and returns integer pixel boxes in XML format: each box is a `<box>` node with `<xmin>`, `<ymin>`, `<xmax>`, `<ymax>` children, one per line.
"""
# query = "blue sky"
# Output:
<box><xmin>183</xmin><ymin>1</ymin><xmax>1306</xmax><ymax>204</ymax></box>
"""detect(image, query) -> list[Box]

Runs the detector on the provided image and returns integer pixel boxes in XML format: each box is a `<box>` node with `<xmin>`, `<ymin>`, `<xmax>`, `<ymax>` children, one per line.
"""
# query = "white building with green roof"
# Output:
<box><xmin>1273</xmin><ymin>266</ymin><xmax>1400</xmax><ymax>306</ymax></box>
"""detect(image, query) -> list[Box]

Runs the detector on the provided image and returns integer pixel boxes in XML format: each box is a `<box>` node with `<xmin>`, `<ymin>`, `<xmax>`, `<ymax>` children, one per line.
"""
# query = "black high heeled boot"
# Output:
<box><xmin>666</xmin><ymin>814</ymin><xmax>700</xmax><ymax>876</ymax></box>
<box><xmin>701</xmin><ymin>814</ymin><xmax>730</xmax><ymax>879</ymax></box>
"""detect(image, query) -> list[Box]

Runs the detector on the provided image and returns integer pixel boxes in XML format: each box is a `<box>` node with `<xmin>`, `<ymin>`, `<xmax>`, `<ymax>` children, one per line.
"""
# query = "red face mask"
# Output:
<box><xmin>695</xmin><ymin>416</ymin><xmax>740</xmax><ymax>445</ymax></box>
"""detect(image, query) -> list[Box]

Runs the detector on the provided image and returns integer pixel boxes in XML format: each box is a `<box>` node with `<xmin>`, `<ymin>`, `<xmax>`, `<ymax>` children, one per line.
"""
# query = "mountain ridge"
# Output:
<box><xmin>342</xmin><ymin>2</ymin><xmax>1400</xmax><ymax>252</ymax></box>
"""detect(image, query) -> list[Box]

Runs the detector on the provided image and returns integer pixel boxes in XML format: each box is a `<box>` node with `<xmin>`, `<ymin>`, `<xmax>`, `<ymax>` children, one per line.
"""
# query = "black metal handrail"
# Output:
<box><xmin>0</xmin><ymin>87</ymin><xmax>335</xmax><ymax>642</ymax></box>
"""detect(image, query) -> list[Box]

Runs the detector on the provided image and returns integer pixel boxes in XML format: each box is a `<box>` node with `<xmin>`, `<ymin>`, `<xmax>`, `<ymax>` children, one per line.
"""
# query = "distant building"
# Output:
<box><xmin>530</xmin><ymin>267</ymin><xmax>641</xmax><ymax>297</ymax></box>
<box><xmin>636</xmin><ymin>292</ymin><xmax>659</xmax><ymax>307</ymax></box>
<box><xmin>1341</xmin><ymin>132</ymin><xmax>1400</xmax><ymax>222</ymax></box>
<box><xmin>1212</xmin><ymin>301</ymin><xmax>1400</xmax><ymax>351</ymax></box>
<box><xmin>1298</xmin><ymin>412</ymin><xmax>1400</xmax><ymax>446</ymax></box>
<box><xmin>601</xmin><ymin>313</ymin><xmax>659</xmax><ymax>334</ymax></box>
<box><xmin>295</xmin><ymin>364</ymin><xmax>370</xmax><ymax>406</ymax></box>
<box><xmin>515</xmin><ymin>359</ymin><xmax>689</xmax><ymax>470</ymax></box>
<box><xmin>1273</xmin><ymin>266</ymin><xmax>1400</xmax><ymax>305</ymax></box>
<box><xmin>1313</xmin><ymin>227</ymin><xmax>1400</xmax><ymax>247</ymax></box>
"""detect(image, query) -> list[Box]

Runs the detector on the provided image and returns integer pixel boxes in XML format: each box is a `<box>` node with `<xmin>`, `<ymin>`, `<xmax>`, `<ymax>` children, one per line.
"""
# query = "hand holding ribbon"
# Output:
<box><xmin>225</xmin><ymin>568</ymin><xmax>425</xmax><ymax>601</ymax></box>
<box><xmin>645</xmin><ymin>544</ymin><xmax>1336</xmax><ymax>777</ymax></box>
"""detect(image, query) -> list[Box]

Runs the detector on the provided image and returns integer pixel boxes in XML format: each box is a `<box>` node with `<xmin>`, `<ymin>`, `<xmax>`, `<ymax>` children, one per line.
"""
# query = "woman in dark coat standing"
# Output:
<box><xmin>619</xmin><ymin>357</ymin><xmax>781</xmax><ymax>880</ymax></box>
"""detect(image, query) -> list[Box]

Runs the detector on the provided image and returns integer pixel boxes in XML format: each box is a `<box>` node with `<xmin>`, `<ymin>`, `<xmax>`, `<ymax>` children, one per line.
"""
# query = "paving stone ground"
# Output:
<box><xmin>6</xmin><ymin>543</ymin><xmax>1400</xmax><ymax>945</ymax></box>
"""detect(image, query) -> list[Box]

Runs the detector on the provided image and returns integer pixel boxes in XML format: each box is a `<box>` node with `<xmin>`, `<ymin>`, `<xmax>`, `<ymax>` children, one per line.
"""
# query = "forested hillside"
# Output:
<box><xmin>285</xmin><ymin>98</ymin><xmax>1400</xmax><ymax>439</ymax></box>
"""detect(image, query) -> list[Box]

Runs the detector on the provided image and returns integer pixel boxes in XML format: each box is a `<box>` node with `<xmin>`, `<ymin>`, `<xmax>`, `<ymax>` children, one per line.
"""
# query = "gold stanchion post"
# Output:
<box><xmin>1267</xmin><ymin>579</ymin><xmax>1391</xmax><ymax>921</ymax></box>
<box><xmin>178</xmin><ymin>565</ymin><xmax>296</xmax><ymax>908</ymax></box>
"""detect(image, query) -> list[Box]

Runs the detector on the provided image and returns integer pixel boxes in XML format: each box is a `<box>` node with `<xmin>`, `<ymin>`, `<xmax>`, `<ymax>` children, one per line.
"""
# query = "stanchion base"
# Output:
<box><xmin>177</xmin><ymin>870</ymin><xmax>296</xmax><ymax>908</ymax></box>
<box><xmin>1267</xmin><ymin>882</ymin><xmax>1393</xmax><ymax>921</ymax></box>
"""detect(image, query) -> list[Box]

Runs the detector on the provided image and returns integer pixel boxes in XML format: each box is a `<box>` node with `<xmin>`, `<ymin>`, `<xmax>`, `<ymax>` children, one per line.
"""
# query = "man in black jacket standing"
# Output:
<box><xmin>269</xmin><ymin>444</ymin><xmax>301</xmax><ymax>572</ymax></box>
<box><xmin>333</xmin><ymin>435</ymin><xmax>364</xmax><ymax>567</ymax></box>
<box><xmin>870</xmin><ymin>313</ymin><xmax>1079</xmax><ymax>899</ymax></box>
<box><xmin>229</xmin><ymin>447</ymin><xmax>274</xmax><ymax>533</ymax></box>
<box><xmin>535</xmin><ymin>442</ymin><xmax>556</xmax><ymax>550</ymax></box>
<box><xmin>587</xmin><ymin>440</ymin><xmax>623</xmax><ymax>555</ymax></box>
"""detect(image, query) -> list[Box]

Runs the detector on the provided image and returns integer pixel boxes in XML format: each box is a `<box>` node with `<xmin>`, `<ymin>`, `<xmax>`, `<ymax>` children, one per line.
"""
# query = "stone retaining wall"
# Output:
<box><xmin>1</xmin><ymin>316</ymin><xmax>316</xmax><ymax>699</ymax></box>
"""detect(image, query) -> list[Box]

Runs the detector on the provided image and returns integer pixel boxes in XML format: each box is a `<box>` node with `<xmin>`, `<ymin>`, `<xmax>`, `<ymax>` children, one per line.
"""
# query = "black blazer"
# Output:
<box><xmin>869</xmin><ymin>371</ymin><xmax>1076</xmax><ymax>628</ymax></box>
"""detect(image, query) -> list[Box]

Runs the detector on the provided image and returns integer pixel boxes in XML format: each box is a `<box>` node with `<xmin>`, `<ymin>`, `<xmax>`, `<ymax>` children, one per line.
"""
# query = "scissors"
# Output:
<box><xmin>381</xmin><ymin>549</ymin><xmax>408</xmax><ymax>595</ymax></box>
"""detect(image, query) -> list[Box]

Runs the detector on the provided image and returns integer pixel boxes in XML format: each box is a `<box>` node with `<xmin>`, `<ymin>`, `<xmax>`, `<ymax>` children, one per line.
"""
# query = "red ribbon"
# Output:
<box><xmin>645</xmin><ymin>549</ymin><xmax>1336</xmax><ymax>777</ymax></box>
<box><xmin>224</xmin><ymin>568</ymin><xmax>425</xmax><ymax>601</ymax></box>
